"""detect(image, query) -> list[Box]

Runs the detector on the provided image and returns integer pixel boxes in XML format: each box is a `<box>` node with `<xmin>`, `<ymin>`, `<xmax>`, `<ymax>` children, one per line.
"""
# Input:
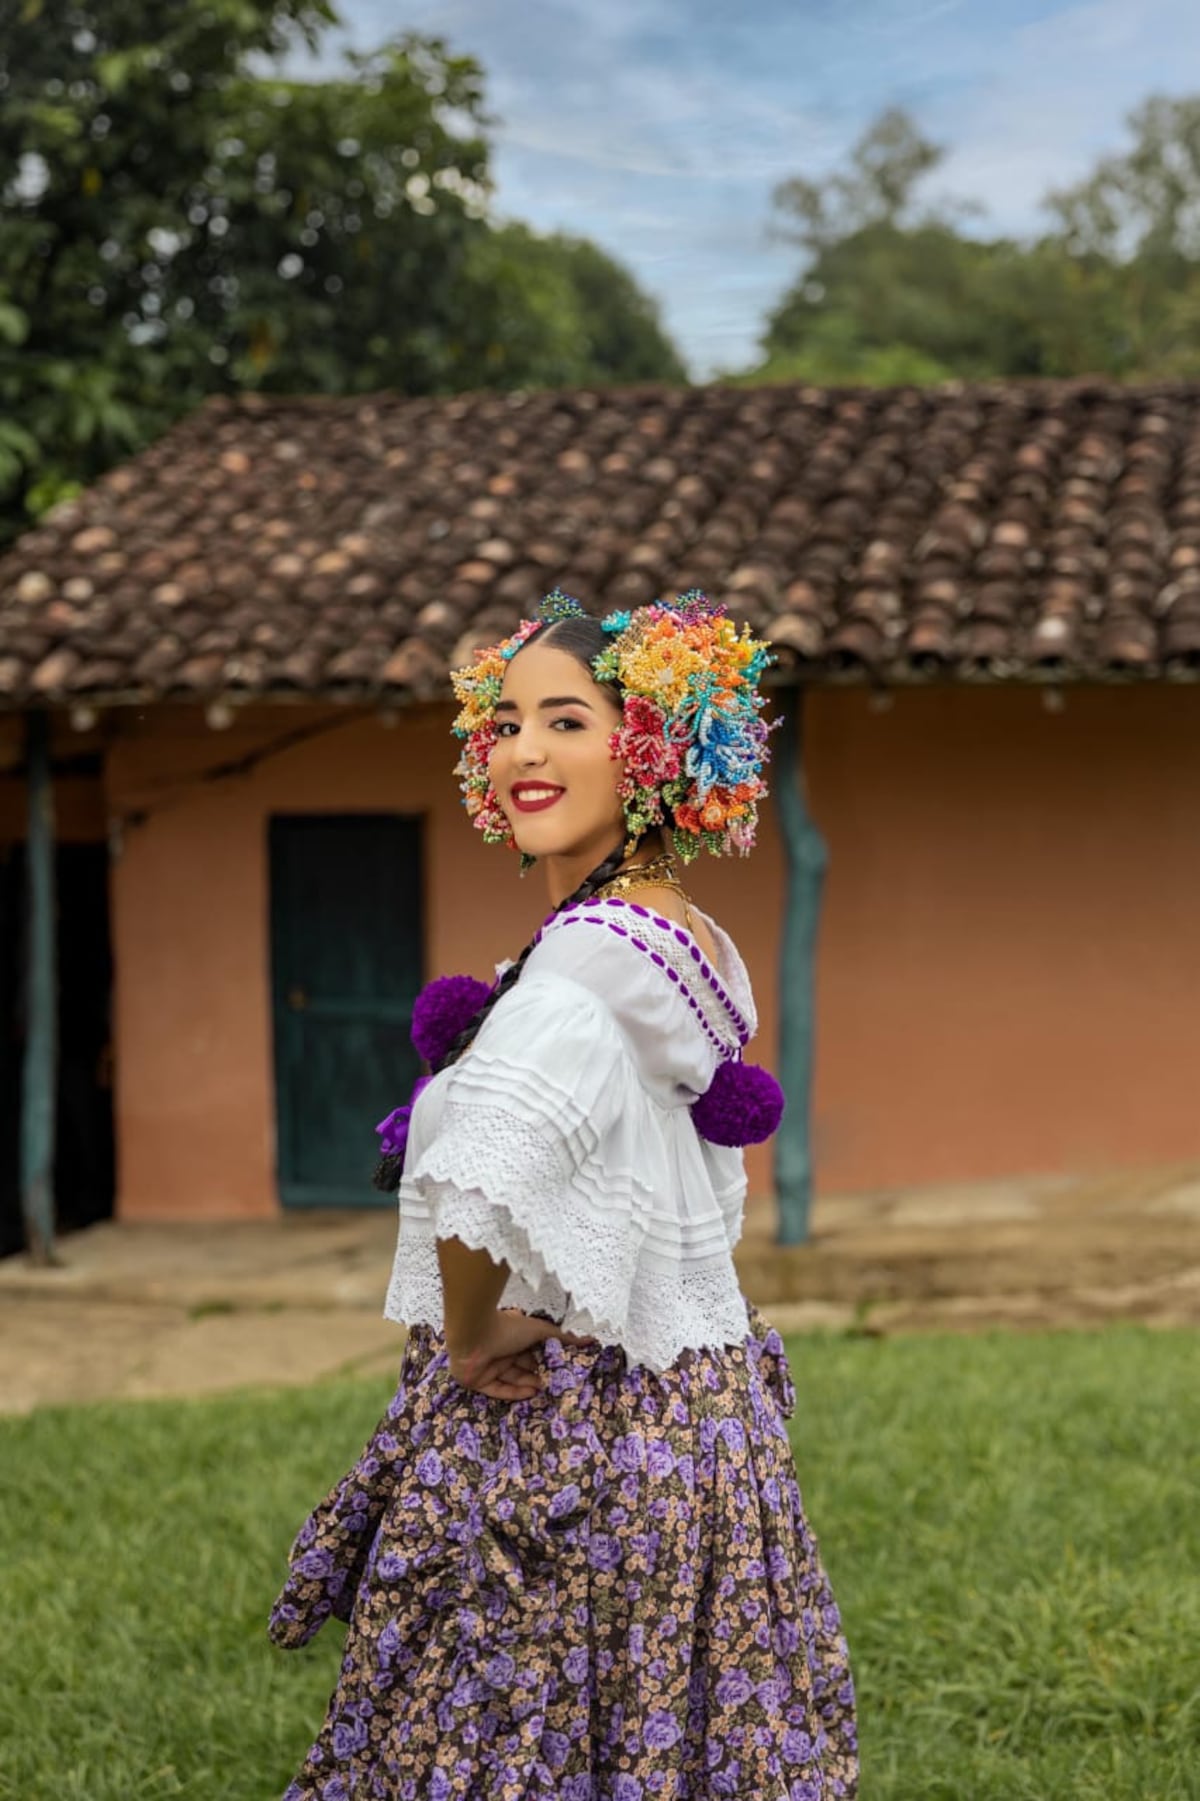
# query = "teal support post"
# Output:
<box><xmin>21</xmin><ymin>710</ymin><xmax>57</xmax><ymax>1263</ymax></box>
<box><xmin>773</xmin><ymin>687</ymin><xmax>828</xmax><ymax>1246</ymax></box>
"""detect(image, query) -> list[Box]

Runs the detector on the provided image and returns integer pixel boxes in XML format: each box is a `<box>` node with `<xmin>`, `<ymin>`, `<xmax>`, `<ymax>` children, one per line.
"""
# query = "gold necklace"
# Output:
<box><xmin>597</xmin><ymin>851</ymin><xmax>696</xmax><ymax>930</ymax></box>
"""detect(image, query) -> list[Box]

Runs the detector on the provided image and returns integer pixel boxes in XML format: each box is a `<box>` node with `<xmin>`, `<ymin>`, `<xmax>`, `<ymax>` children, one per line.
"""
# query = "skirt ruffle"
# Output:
<box><xmin>273</xmin><ymin>1306</ymin><xmax>857</xmax><ymax>1799</ymax></box>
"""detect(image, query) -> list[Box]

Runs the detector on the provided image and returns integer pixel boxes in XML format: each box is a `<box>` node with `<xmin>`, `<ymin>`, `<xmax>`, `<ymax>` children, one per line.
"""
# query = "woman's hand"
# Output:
<box><xmin>447</xmin><ymin>1308</ymin><xmax>596</xmax><ymax>1401</ymax></box>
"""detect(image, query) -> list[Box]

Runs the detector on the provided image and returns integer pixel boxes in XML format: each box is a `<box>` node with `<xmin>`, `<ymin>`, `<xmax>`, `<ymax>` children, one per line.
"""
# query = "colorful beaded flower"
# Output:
<box><xmin>595</xmin><ymin>591</ymin><xmax>774</xmax><ymax>862</ymax></box>
<box><xmin>450</xmin><ymin>613</ymin><xmax>544</xmax><ymax>846</ymax></box>
<box><xmin>450</xmin><ymin>589</ymin><xmax>774</xmax><ymax>860</ymax></box>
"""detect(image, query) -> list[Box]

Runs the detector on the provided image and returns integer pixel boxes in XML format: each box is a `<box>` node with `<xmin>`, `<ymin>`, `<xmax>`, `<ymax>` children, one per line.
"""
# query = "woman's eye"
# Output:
<box><xmin>493</xmin><ymin>715</ymin><xmax>583</xmax><ymax>738</ymax></box>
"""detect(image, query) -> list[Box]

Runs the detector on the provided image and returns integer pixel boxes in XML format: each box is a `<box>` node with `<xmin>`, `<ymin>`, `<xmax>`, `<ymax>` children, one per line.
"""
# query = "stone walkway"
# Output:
<box><xmin>3</xmin><ymin>1163</ymin><xmax>1199</xmax><ymax>1413</ymax></box>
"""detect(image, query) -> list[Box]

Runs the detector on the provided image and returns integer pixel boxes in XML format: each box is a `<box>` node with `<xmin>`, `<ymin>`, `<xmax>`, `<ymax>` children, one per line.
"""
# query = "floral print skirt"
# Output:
<box><xmin>271</xmin><ymin>1307</ymin><xmax>857</xmax><ymax>1799</ymax></box>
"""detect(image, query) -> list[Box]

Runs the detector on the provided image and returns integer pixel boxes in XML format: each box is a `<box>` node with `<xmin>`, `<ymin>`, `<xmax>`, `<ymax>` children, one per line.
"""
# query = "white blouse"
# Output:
<box><xmin>384</xmin><ymin>896</ymin><xmax>758</xmax><ymax>1373</ymax></box>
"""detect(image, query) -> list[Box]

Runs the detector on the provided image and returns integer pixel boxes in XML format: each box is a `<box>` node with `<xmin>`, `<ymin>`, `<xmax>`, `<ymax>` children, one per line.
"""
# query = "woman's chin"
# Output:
<box><xmin>506</xmin><ymin>814</ymin><xmax>616</xmax><ymax>865</ymax></box>
<box><xmin>504</xmin><ymin>814</ymin><xmax>561</xmax><ymax>858</ymax></box>
<box><xmin>510</xmin><ymin>824</ymin><xmax>570</xmax><ymax>860</ymax></box>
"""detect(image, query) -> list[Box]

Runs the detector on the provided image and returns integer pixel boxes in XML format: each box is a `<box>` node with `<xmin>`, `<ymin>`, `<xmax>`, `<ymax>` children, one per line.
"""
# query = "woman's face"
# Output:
<box><xmin>490</xmin><ymin>639</ymin><xmax>625</xmax><ymax>873</ymax></box>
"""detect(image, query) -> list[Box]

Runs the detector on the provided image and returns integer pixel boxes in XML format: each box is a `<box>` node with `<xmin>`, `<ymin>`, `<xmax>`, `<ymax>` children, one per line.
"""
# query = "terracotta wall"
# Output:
<box><xmin>805</xmin><ymin>683</ymin><xmax>1200</xmax><ymax>1190</ymax></box>
<box><xmin>106</xmin><ymin>704</ymin><xmax>506</xmax><ymax>1219</ymax></box>
<box><xmin>0</xmin><ymin>715</ymin><xmax>110</xmax><ymax>844</ymax></box>
<box><xmin>104</xmin><ymin>684</ymin><xmax>1200</xmax><ymax>1220</ymax></box>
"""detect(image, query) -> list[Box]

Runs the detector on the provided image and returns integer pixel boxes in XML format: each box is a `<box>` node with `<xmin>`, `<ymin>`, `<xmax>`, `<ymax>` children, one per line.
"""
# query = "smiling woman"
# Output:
<box><xmin>490</xmin><ymin>636</ymin><xmax>628</xmax><ymax>902</ymax></box>
<box><xmin>271</xmin><ymin>591</ymin><xmax>858</xmax><ymax>1799</ymax></box>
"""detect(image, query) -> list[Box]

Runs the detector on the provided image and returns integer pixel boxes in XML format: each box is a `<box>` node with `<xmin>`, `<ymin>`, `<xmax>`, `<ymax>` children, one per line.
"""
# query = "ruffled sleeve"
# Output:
<box><xmin>385</xmin><ymin>922</ymin><xmax>752</xmax><ymax>1372</ymax></box>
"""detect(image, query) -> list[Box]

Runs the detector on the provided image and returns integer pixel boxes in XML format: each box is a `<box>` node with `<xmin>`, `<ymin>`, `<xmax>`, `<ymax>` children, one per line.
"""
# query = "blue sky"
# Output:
<box><xmin>313</xmin><ymin>0</ymin><xmax>1200</xmax><ymax>375</ymax></box>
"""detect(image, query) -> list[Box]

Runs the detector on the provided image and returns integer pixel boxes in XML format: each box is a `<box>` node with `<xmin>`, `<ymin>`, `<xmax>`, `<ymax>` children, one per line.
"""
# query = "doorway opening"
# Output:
<box><xmin>0</xmin><ymin>841</ymin><xmax>115</xmax><ymax>1257</ymax></box>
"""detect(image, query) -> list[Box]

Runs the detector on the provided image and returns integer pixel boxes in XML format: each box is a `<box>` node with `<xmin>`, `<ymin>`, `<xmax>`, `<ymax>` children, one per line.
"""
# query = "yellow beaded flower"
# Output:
<box><xmin>450</xmin><ymin>590</ymin><xmax>774</xmax><ymax>860</ymax></box>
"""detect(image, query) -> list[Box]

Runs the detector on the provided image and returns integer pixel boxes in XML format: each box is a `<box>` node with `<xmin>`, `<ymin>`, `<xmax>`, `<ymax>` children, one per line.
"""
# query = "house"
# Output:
<box><xmin>2</xmin><ymin>379</ymin><xmax>1199</xmax><ymax>1253</ymax></box>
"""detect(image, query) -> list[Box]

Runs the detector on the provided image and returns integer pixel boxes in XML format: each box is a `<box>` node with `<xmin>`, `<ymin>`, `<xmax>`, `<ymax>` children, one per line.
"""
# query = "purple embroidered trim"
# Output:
<box><xmin>535</xmin><ymin>898</ymin><xmax>751</xmax><ymax>1049</ymax></box>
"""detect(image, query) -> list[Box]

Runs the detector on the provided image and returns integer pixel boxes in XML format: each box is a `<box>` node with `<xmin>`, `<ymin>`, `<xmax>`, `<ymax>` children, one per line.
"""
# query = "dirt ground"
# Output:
<box><xmin>738</xmin><ymin>1161</ymin><xmax>1200</xmax><ymax>1330</ymax></box>
<box><xmin>2</xmin><ymin>1162</ymin><xmax>1198</xmax><ymax>1414</ymax></box>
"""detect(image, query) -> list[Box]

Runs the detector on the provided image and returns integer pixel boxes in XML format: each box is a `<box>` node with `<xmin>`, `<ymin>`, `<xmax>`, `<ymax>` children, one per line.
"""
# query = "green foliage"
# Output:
<box><xmin>0</xmin><ymin>0</ymin><xmax>338</xmax><ymax>529</ymax></box>
<box><xmin>174</xmin><ymin>42</ymin><xmax>494</xmax><ymax>397</ymax></box>
<box><xmin>772</xmin><ymin>107</ymin><xmax>944</xmax><ymax>255</ymax></box>
<box><xmin>0</xmin><ymin>1328</ymin><xmax>1198</xmax><ymax>1797</ymax></box>
<box><xmin>1047</xmin><ymin>94</ymin><xmax>1200</xmax><ymax>263</ymax></box>
<box><xmin>458</xmin><ymin>224</ymin><xmax>687</xmax><ymax>389</ymax></box>
<box><xmin>1044</xmin><ymin>94</ymin><xmax>1200</xmax><ymax>379</ymax></box>
<box><xmin>551</xmin><ymin>234</ymin><xmax>687</xmax><ymax>385</ymax></box>
<box><xmin>749</xmin><ymin>98</ymin><xmax>1200</xmax><ymax>389</ymax></box>
<box><xmin>0</xmin><ymin>2</ymin><xmax>685</xmax><ymax>542</ymax></box>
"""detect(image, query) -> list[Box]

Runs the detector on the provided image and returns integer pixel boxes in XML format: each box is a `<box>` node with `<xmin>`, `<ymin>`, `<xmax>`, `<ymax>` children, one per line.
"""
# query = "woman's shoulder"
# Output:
<box><xmin>616</xmin><ymin>884</ymin><xmax>720</xmax><ymax>967</ymax></box>
<box><xmin>529</xmin><ymin>895</ymin><xmax>755</xmax><ymax>1055</ymax></box>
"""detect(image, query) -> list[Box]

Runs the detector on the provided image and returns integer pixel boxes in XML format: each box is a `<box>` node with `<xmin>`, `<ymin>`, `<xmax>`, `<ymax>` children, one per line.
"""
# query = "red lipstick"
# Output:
<box><xmin>510</xmin><ymin>782</ymin><xmax>565</xmax><ymax>814</ymax></box>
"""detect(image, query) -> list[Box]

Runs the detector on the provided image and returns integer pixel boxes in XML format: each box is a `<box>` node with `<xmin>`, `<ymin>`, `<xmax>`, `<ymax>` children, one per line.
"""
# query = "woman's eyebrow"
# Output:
<box><xmin>494</xmin><ymin>695</ymin><xmax>595</xmax><ymax>714</ymax></box>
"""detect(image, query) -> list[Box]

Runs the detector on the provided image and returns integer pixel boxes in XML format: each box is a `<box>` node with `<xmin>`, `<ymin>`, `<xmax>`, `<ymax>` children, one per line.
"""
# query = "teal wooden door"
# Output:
<box><xmin>270</xmin><ymin>815</ymin><xmax>424</xmax><ymax>1207</ymax></box>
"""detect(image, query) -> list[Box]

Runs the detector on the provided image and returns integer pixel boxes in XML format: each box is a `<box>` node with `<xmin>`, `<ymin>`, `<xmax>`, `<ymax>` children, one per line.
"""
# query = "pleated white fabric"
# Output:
<box><xmin>384</xmin><ymin>901</ymin><xmax>757</xmax><ymax>1373</ymax></box>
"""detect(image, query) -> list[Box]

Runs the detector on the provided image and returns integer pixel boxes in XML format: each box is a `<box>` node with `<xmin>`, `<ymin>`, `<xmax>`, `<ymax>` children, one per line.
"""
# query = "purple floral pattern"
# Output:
<box><xmin>273</xmin><ymin>1307</ymin><xmax>857</xmax><ymax>1798</ymax></box>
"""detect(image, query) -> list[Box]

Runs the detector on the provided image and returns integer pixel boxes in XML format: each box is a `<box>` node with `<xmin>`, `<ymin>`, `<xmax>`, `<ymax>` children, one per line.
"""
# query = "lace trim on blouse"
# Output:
<box><xmin>386</xmin><ymin>1075</ymin><xmax>751</xmax><ymax>1372</ymax></box>
<box><xmin>385</xmin><ymin>907</ymin><xmax>757</xmax><ymax>1373</ymax></box>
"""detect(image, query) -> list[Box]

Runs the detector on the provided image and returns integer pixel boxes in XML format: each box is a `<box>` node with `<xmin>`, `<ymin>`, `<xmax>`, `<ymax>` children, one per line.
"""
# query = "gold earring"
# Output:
<box><xmin>623</xmin><ymin>831</ymin><xmax>640</xmax><ymax>862</ymax></box>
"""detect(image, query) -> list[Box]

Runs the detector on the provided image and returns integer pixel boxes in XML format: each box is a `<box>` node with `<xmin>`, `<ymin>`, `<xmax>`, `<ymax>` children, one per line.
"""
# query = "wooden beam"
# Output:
<box><xmin>21</xmin><ymin>710</ymin><xmax>58</xmax><ymax>1264</ymax></box>
<box><xmin>773</xmin><ymin>687</ymin><xmax>828</xmax><ymax>1246</ymax></box>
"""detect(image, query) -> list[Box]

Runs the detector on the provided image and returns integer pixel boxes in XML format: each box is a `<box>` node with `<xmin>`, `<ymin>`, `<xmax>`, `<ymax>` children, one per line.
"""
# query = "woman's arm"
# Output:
<box><xmin>436</xmin><ymin>1235</ymin><xmax>509</xmax><ymax>1358</ymax></box>
<box><xmin>436</xmin><ymin>1235</ymin><xmax>595</xmax><ymax>1400</ymax></box>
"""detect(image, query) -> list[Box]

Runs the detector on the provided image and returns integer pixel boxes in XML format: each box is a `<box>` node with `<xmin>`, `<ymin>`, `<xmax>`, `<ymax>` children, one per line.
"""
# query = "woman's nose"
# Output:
<box><xmin>515</xmin><ymin>726</ymin><xmax>547</xmax><ymax>767</ymax></box>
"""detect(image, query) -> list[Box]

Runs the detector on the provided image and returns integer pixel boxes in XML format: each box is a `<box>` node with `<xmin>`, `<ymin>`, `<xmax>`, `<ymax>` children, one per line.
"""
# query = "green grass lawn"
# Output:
<box><xmin>1</xmin><ymin>1329</ymin><xmax>1197</xmax><ymax>1800</ymax></box>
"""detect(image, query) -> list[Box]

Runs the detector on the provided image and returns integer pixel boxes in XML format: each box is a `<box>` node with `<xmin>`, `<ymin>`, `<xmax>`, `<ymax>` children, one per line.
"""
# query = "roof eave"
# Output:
<box><xmin>3</xmin><ymin>660</ymin><xmax>1199</xmax><ymax>716</ymax></box>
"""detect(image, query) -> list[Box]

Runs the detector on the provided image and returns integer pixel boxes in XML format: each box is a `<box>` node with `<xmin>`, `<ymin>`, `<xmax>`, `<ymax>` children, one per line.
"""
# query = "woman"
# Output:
<box><xmin>271</xmin><ymin>591</ymin><xmax>858</xmax><ymax>1799</ymax></box>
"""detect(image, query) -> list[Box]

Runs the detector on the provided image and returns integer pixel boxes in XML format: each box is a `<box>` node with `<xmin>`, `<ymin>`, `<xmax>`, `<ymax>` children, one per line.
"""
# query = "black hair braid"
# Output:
<box><xmin>431</xmin><ymin>839</ymin><xmax>627</xmax><ymax>1076</ymax></box>
<box><xmin>372</xmin><ymin>610</ymin><xmax>628</xmax><ymax>1191</ymax></box>
<box><xmin>370</xmin><ymin>844</ymin><xmax>631</xmax><ymax>1190</ymax></box>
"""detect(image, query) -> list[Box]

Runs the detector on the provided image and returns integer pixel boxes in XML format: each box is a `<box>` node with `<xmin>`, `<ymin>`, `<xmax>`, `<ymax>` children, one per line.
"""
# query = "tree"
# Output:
<box><xmin>0</xmin><ymin>2</ymin><xmax>686</xmax><ymax>541</ymax></box>
<box><xmin>0</xmin><ymin>0</ymin><xmax>338</xmax><ymax>529</ymax></box>
<box><xmin>164</xmin><ymin>40</ymin><xmax>495</xmax><ymax>396</ymax></box>
<box><xmin>1047</xmin><ymin>95</ymin><xmax>1200</xmax><ymax>264</ymax></box>
<box><xmin>745</xmin><ymin>106</ymin><xmax>1157</xmax><ymax>386</ymax></box>
<box><xmin>1043</xmin><ymin>95</ymin><xmax>1200</xmax><ymax>376</ymax></box>
<box><xmin>455</xmin><ymin>225</ymin><xmax>687</xmax><ymax>390</ymax></box>
<box><xmin>756</xmin><ymin>110</ymin><xmax>990</xmax><ymax>383</ymax></box>
<box><xmin>771</xmin><ymin>108</ymin><xmax>944</xmax><ymax>256</ymax></box>
<box><xmin>552</xmin><ymin>235</ymin><xmax>687</xmax><ymax>385</ymax></box>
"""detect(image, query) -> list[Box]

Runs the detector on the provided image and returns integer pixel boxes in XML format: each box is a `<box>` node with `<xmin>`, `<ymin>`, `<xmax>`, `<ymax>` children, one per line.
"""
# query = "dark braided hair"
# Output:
<box><xmin>374</xmin><ymin>615</ymin><xmax>635</xmax><ymax>1189</ymax></box>
<box><xmin>370</xmin><ymin>831</ymin><xmax>625</xmax><ymax>1192</ymax></box>
<box><xmin>433</xmin><ymin>837</ymin><xmax>626</xmax><ymax>1075</ymax></box>
<box><xmin>432</xmin><ymin>613</ymin><xmax>626</xmax><ymax>1075</ymax></box>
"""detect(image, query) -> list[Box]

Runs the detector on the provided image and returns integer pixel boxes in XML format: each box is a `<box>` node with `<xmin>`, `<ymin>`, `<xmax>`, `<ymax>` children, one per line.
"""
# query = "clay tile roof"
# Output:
<box><xmin>4</xmin><ymin>378</ymin><xmax>1200</xmax><ymax>709</ymax></box>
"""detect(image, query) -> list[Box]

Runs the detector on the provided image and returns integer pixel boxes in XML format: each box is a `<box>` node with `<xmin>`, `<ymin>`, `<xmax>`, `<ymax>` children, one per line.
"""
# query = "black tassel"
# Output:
<box><xmin>372</xmin><ymin>1152</ymin><xmax>405</xmax><ymax>1194</ymax></box>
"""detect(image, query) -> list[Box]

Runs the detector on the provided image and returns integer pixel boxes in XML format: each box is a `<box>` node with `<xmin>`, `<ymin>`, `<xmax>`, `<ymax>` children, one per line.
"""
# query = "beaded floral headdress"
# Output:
<box><xmin>450</xmin><ymin>589</ymin><xmax>774</xmax><ymax>863</ymax></box>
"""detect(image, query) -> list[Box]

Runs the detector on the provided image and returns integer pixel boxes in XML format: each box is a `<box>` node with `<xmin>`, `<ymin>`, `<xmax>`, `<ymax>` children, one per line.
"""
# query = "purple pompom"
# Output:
<box><xmin>410</xmin><ymin>974</ymin><xmax>492</xmax><ymax>1066</ymax></box>
<box><xmin>691</xmin><ymin>1059</ymin><xmax>785</xmax><ymax>1147</ymax></box>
